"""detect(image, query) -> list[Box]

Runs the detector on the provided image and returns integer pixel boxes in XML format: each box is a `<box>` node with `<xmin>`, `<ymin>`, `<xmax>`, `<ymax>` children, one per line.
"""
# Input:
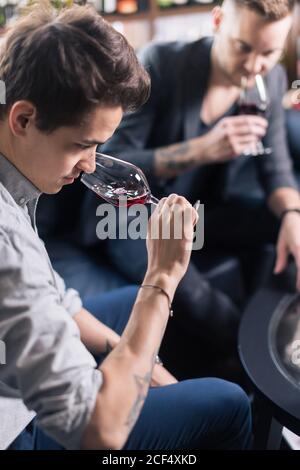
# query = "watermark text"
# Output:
<box><xmin>0</xmin><ymin>80</ymin><xmax>6</xmax><ymax>104</ymax></box>
<box><xmin>291</xmin><ymin>80</ymin><xmax>300</xmax><ymax>106</ymax></box>
<box><xmin>95</xmin><ymin>198</ymin><xmax>204</xmax><ymax>251</ymax></box>
<box><xmin>0</xmin><ymin>340</ymin><xmax>6</xmax><ymax>365</ymax></box>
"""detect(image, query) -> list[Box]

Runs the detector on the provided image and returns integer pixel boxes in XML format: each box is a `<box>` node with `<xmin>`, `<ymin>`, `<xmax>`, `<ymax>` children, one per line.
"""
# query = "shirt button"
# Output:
<box><xmin>19</xmin><ymin>197</ymin><xmax>26</xmax><ymax>205</ymax></box>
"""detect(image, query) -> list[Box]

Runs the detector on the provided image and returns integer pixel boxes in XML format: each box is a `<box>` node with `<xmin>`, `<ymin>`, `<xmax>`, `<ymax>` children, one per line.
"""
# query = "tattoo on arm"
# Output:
<box><xmin>125</xmin><ymin>352</ymin><xmax>157</xmax><ymax>429</ymax></box>
<box><xmin>158</xmin><ymin>142</ymin><xmax>191</xmax><ymax>159</ymax></box>
<box><xmin>125</xmin><ymin>371</ymin><xmax>152</xmax><ymax>429</ymax></box>
<box><xmin>156</xmin><ymin>142</ymin><xmax>196</xmax><ymax>174</ymax></box>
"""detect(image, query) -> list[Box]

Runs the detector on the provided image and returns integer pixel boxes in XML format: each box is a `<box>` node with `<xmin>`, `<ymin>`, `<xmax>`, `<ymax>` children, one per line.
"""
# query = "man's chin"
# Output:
<box><xmin>43</xmin><ymin>183</ymin><xmax>64</xmax><ymax>195</ymax></box>
<box><xmin>42</xmin><ymin>177</ymin><xmax>78</xmax><ymax>194</ymax></box>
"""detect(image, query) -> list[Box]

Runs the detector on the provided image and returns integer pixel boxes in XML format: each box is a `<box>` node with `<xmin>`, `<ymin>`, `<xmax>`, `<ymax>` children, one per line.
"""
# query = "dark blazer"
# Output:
<box><xmin>102</xmin><ymin>37</ymin><xmax>298</xmax><ymax>202</ymax></box>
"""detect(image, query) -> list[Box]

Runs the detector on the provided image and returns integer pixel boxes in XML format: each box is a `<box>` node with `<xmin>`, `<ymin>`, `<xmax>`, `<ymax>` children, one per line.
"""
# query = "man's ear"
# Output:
<box><xmin>8</xmin><ymin>101</ymin><xmax>36</xmax><ymax>137</ymax></box>
<box><xmin>212</xmin><ymin>6</ymin><xmax>224</xmax><ymax>34</ymax></box>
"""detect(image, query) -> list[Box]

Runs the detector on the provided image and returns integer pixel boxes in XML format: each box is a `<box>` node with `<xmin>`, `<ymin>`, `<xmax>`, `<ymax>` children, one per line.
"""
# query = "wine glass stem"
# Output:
<box><xmin>149</xmin><ymin>194</ymin><xmax>160</xmax><ymax>205</ymax></box>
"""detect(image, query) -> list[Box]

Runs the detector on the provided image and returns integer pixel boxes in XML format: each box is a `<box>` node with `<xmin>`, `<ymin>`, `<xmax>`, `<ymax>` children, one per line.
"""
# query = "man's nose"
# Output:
<box><xmin>77</xmin><ymin>153</ymin><xmax>96</xmax><ymax>174</ymax></box>
<box><xmin>244</xmin><ymin>53</ymin><xmax>265</xmax><ymax>76</ymax></box>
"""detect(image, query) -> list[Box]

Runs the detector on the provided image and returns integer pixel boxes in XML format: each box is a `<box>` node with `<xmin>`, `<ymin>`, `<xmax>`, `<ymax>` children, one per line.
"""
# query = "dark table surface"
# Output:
<box><xmin>238</xmin><ymin>264</ymin><xmax>300</xmax><ymax>436</ymax></box>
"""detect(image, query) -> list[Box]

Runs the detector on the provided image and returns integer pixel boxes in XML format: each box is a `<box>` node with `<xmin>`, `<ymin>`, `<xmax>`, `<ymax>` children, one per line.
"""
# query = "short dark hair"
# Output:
<box><xmin>230</xmin><ymin>0</ymin><xmax>295</xmax><ymax>20</ymax></box>
<box><xmin>0</xmin><ymin>2</ymin><xmax>150</xmax><ymax>132</ymax></box>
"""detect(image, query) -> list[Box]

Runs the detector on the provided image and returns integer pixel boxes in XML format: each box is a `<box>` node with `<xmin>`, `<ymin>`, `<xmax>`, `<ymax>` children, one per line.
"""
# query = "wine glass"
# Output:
<box><xmin>238</xmin><ymin>74</ymin><xmax>272</xmax><ymax>156</ymax></box>
<box><xmin>81</xmin><ymin>152</ymin><xmax>160</xmax><ymax>207</ymax></box>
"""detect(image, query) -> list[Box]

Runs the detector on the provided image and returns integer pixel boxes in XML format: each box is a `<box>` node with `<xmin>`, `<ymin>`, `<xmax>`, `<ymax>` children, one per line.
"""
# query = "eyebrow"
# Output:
<box><xmin>237</xmin><ymin>39</ymin><xmax>251</xmax><ymax>48</ymax></box>
<box><xmin>236</xmin><ymin>39</ymin><xmax>281</xmax><ymax>54</ymax></box>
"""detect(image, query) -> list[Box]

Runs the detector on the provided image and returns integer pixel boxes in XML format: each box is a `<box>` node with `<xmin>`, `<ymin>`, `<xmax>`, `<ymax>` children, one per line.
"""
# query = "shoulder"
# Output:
<box><xmin>0</xmin><ymin>183</ymin><xmax>24</xmax><ymax>242</ymax></box>
<box><xmin>266</xmin><ymin>63</ymin><xmax>288</xmax><ymax>95</ymax></box>
<box><xmin>138</xmin><ymin>37</ymin><xmax>209</xmax><ymax>70</ymax></box>
<box><xmin>268</xmin><ymin>63</ymin><xmax>287</xmax><ymax>79</ymax></box>
<box><xmin>0</xmin><ymin>186</ymin><xmax>48</xmax><ymax>284</ymax></box>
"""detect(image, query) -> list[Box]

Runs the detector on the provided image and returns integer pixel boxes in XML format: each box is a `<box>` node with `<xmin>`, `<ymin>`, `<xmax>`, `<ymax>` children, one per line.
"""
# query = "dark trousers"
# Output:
<box><xmin>8</xmin><ymin>286</ymin><xmax>251</xmax><ymax>450</ymax></box>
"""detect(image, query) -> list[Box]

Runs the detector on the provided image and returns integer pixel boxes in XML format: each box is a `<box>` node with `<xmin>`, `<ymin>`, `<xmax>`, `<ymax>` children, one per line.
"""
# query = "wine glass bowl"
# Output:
<box><xmin>81</xmin><ymin>152</ymin><xmax>159</xmax><ymax>207</ymax></box>
<box><xmin>238</xmin><ymin>74</ymin><xmax>272</xmax><ymax>156</ymax></box>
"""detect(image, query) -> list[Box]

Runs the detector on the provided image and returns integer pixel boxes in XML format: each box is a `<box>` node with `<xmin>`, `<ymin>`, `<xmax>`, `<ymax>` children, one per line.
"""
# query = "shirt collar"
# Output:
<box><xmin>0</xmin><ymin>152</ymin><xmax>41</xmax><ymax>207</ymax></box>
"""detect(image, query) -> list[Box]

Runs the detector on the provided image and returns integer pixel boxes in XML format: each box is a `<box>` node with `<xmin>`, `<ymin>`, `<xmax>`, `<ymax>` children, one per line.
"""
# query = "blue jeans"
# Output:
<box><xmin>8</xmin><ymin>286</ymin><xmax>252</xmax><ymax>450</ymax></box>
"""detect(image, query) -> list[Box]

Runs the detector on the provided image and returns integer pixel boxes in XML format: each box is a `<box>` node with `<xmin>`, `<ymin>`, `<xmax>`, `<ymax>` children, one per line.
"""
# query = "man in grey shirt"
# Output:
<box><xmin>0</xmin><ymin>3</ymin><xmax>251</xmax><ymax>450</ymax></box>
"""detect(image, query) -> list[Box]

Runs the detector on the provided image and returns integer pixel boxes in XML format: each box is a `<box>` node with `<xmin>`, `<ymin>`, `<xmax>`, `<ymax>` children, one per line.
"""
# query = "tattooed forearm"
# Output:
<box><xmin>125</xmin><ymin>371</ymin><xmax>152</xmax><ymax>429</ymax></box>
<box><xmin>157</xmin><ymin>141</ymin><xmax>191</xmax><ymax>159</ymax></box>
<box><xmin>155</xmin><ymin>141</ymin><xmax>197</xmax><ymax>177</ymax></box>
<box><xmin>165</xmin><ymin>160</ymin><xmax>196</xmax><ymax>171</ymax></box>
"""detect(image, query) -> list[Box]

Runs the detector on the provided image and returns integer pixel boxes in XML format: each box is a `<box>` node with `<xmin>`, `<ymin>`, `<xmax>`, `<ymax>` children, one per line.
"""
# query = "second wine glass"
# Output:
<box><xmin>238</xmin><ymin>74</ymin><xmax>272</xmax><ymax>156</ymax></box>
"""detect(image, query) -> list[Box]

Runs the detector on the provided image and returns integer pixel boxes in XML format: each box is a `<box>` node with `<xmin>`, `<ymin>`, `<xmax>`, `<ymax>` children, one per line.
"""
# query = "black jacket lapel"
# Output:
<box><xmin>183</xmin><ymin>37</ymin><xmax>213</xmax><ymax>140</ymax></box>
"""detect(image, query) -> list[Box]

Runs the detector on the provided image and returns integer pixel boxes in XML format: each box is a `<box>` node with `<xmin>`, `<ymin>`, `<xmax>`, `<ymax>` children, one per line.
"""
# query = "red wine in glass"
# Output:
<box><xmin>81</xmin><ymin>152</ymin><xmax>159</xmax><ymax>206</ymax></box>
<box><xmin>238</xmin><ymin>102</ymin><xmax>267</xmax><ymax>118</ymax></box>
<box><xmin>238</xmin><ymin>74</ymin><xmax>272</xmax><ymax>155</ymax></box>
<box><xmin>99</xmin><ymin>184</ymin><xmax>152</xmax><ymax>207</ymax></box>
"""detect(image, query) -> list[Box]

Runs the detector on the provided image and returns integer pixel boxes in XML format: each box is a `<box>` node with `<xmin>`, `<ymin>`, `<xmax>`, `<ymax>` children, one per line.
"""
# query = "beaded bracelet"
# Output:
<box><xmin>140</xmin><ymin>284</ymin><xmax>173</xmax><ymax>317</ymax></box>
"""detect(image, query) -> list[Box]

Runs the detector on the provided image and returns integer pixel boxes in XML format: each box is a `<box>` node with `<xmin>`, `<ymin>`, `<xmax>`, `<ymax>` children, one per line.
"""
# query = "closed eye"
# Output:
<box><xmin>76</xmin><ymin>143</ymin><xmax>94</xmax><ymax>150</ymax></box>
<box><xmin>262</xmin><ymin>50</ymin><xmax>278</xmax><ymax>57</ymax></box>
<box><xmin>238</xmin><ymin>43</ymin><xmax>252</xmax><ymax>54</ymax></box>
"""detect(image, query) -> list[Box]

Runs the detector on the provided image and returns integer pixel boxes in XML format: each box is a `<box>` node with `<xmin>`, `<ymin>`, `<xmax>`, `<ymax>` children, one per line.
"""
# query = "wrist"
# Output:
<box><xmin>280</xmin><ymin>208</ymin><xmax>300</xmax><ymax>222</ymax></box>
<box><xmin>143</xmin><ymin>270</ymin><xmax>178</xmax><ymax>301</ymax></box>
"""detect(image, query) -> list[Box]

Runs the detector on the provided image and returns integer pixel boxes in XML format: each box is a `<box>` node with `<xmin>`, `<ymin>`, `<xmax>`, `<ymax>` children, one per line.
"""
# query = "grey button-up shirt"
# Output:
<box><xmin>0</xmin><ymin>153</ymin><xmax>103</xmax><ymax>449</ymax></box>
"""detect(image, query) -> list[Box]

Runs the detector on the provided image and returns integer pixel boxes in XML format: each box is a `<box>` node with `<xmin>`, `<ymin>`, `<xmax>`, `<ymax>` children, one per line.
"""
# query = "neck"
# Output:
<box><xmin>0</xmin><ymin>124</ymin><xmax>25</xmax><ymax>179</ymax></box>
<box><xmin>0</xmin><ymin>123</ymin><xmax>14</xmax><ymax>162</ymax></box>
